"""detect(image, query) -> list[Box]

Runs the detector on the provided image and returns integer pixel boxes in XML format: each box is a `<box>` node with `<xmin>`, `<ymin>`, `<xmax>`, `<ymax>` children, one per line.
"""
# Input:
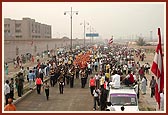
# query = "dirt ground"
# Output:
<box><xmin>128</xmin><ymin>44</ymin><xmax>160</xmax><ymax>111</ymax></box>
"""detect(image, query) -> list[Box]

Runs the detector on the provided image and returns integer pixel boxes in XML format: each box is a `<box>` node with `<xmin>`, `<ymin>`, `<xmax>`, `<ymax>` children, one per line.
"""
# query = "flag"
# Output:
<box><xmin>108</xmin><ymin>36</ymin><xmax>113</xmax><ymax>44</ymax></box>
<box><xmin>151</xmin><ymin>28</ymin><xmax>164</xmax><ymax>110</ymax></box>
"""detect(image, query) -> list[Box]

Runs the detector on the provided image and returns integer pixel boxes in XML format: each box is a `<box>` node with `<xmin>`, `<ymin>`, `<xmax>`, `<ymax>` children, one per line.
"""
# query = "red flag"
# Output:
<box><xmin>151</xmin><ymin>28</ymin><xmax>164</xmax><ymax>110</ymax></box>
<box><xmin>108</xmin><ymin>36</ymin><xmax>113</xmax><ymax>44</ymax></box>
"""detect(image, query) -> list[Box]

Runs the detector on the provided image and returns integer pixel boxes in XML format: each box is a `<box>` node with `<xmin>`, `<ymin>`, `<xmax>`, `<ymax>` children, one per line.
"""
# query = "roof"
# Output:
<box><xmin>109</xmin><ymin>86</ymin><xmax>136</xmax><ymax>95</ymax></box>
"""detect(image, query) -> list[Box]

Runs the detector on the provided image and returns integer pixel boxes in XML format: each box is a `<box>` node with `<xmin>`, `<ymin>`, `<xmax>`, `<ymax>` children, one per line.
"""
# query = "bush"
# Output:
<box><xmin>136</xmin><ymin>37</ymin><xmax>146</xmax><ymax>46</ymax></box>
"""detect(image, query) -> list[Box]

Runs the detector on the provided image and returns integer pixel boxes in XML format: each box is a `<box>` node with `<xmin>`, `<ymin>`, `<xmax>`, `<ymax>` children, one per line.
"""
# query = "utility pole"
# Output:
<box><xmin>150</xmin><ymin>31</ymin><xmax>153</xmax><ymax>41</ymax></box>
<box><xmin>64</xmin><ymin>7</ymin><xmax>78</xmax><ymax>52</ymax></box>
<box><xmin>80</xmin><ymin>20</ymin><xmax>89</xmax><ymax>49</ymax></box>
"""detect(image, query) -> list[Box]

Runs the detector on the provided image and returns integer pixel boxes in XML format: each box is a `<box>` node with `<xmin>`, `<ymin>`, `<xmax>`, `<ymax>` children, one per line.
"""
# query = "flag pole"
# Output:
<box><xmin>151</xmin><ymin>28</ymin><xmax>164</xmax><ymax>110</ymax></box>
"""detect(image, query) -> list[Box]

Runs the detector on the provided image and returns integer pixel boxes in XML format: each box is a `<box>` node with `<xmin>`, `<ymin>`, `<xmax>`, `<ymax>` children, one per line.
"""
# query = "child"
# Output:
<box><xmin>43</xmin><ymin>82</ymin><xmax>50</xmax><ymax>100</ymax></box>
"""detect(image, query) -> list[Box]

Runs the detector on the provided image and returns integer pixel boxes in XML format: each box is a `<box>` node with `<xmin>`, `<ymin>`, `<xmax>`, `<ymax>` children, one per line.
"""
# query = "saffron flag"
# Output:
<box><xmin>151</xmin><ymin>28</ymin><xmax>164</xmax><ymax>110</ymax></box>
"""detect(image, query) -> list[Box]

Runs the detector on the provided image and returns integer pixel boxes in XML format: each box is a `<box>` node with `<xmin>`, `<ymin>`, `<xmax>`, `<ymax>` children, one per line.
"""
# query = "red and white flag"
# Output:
<box><xmin>151</xmin><ymin>28</ymin><xmax>164</xmax><ymax>110</ymax></box>
<box><xmin>108</xmin><ymin>36</ymin><xmax>113</xmax><ymax>44</ymax></box>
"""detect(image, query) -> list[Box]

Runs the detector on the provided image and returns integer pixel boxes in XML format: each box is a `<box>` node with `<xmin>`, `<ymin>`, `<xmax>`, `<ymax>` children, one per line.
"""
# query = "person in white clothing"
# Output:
<box><xmin>93</xmin><ymin>87</ymin><xmax>100</xmax><ymax>110</ymax></box>
<box><xmin>106</xmin><ymin>102</ymin><xmax>116</xmax><ymax>111</ymax></box>
<box><xmin>133</xmin><ymin>81</ymin><xmax>139</xmax><ymax>99</ymax></box>
<box><xmin>160</xmin><ymin>89</ymin><xmax>164</xmax><ymax>111</ymax></box>
<box><xmin>123</xmin><ymin>64</ymin><xmax>127</xmax><ymax>75</ymax></box>
<box><xmin>4</xmin><ymin>80</ymin><xmax>10</xmax><ymax>105</ymax></box>
<box><xmin>110</xmin><ymin>70</ymin><xmax>120</xmax><ymax>88</ymax></box>
<box><xmin>141</xmin><ymin>76</ymin><xmax>147</xmax><ymax>95</ymax></box>
<box><xmin>133</xmin><ymin>72</ymin><xmax>137</xmax><ymax>82</ymax></box>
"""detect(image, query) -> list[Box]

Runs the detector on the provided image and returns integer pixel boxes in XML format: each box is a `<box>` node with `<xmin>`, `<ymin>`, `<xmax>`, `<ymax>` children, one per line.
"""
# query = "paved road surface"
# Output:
<box><xmin>15</xmin><ymin>78</ymin><xmax>94</xmax><ymax>111</ymax></box>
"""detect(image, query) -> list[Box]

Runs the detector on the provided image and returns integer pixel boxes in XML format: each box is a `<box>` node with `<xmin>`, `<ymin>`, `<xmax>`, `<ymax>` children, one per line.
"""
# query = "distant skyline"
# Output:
<box><xmin>2</xmin><ymin>2</ymin><xmax>165</xmax><ymax>41</ymax></box>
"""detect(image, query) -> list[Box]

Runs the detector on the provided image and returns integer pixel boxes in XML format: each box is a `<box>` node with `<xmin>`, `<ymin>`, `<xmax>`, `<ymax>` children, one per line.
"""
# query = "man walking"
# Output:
<box><xmin>28</xmin><ymin>70</ymin><xmax>35</xmax><ymax>90</ymax></box>
<box><xmin>93</xmin><ymin>87</ymin><xmax>100</xmax><ymax>111</ymax></box>
<box><xmin>4</xmin><ymin>80</ymin><xmax>10</xmax><ymax>105</ymax></box>
<box><xmin>149</xmin><ymin>76</ymin><xmax>156</xmax><ymax>98</ymax></box>
<box><xmin>9</xmin><ymin>78</ymin><xmax>15</xmax><ymax>100</ymax></box>
<box><xmin>89</xmin><ymin>76</ymin><xmax>95</xmax><ymax>96</ymax></box>
<box><xmin>35</xmin><ymin>76</ymin><xmax>43</xmax><ymax>94</ymax></box>
<box><xmin>58</xmin><ymin>73</ymin><xmax>64</xmax><ymax>94</ymax></box>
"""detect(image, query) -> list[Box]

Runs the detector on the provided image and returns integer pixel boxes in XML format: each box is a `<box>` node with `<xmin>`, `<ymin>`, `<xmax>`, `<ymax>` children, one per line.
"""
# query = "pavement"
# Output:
<box><xmin>14</xmin><ymin>78</ymin><xmax>94</xmax><ymax>111</ymax></box>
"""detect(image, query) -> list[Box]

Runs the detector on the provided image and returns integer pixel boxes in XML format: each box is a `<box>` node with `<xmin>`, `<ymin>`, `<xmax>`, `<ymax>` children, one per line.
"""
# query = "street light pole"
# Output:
<box><xmin>89</xmin><ymin>26</ymin><xmax>92</xmax><ymax>45</ymax></box>
<box><xmin>64</xmin><ymin>7</ymin><xmax>78</xmax><ymax>52</ymax></box>
<box><xmin>80</xmin><ymin>20</ymin><xmax>89</xmax><ymax>49</ymax></box>
<box><xmin>70</xmin><ymin>7</ymin><xmax>72</xmax><ymax>51</ymax></box>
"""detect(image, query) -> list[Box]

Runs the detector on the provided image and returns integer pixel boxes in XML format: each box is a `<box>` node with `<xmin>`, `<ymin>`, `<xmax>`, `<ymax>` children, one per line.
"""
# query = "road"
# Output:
<box><xmin>15</xmin><ymin>78</ymin><xmax>94</xmax><ymax>111</ymax></box>
<box><xmin>5</xmin><ymin>49</ymin><xmax>158</xmax><ymax>111</ymax></box>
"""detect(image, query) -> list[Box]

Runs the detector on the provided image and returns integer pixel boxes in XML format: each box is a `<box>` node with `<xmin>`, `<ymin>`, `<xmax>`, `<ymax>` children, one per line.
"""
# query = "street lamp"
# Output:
<box><xmin>64</xmin><ymin>7</ymin><xmax>78</xmax><ymax>52</ymax></box>
<box><xmin>87</xmin><ymin>26</ymin><xmax>94</xmax><ymax>45</ymax></box>
<box><xmin>80</xmin><ymin>20</ymin><xmax>89</xmax><ymax>49</ymax></box>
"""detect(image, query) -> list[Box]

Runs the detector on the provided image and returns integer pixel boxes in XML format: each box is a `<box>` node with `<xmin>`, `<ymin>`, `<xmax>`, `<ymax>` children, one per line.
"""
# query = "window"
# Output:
<box><xmin>4</xmin><ymin>24</ymin><xmax>7</xmax><ymax>28</ymax></box>
<box><xmin>15</xmin><ymin>23</ymin><xmax>21</xmax><ymax>28</ymax></box>
<box><xmin>110</xmin><ymin>94</ymin><xmax>137</xmax><ymax>106</ymax></box>
<box><xmin>15</xmin><ymin>29</ymin><xmax>21</xmax><ymax>33</ymax></box>
<box><xmin>15</xmin><ymin>35</ymin><xmax>22</xmax><ymax>38</ymax></box>
<box><xmin>4</xmin><ymin>24</ymin><xmax>10</xmax><ymax>28</ymax></box>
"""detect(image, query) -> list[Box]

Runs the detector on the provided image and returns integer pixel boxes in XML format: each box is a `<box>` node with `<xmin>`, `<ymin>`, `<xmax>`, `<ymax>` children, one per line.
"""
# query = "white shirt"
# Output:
<box><xmin>99</xmin><ymin>59</ymin><xmax>103</xmax><ymax>65</ymax></box>
<box><xmin>123</xmin><ymin>65</ymin><xmax>127</xmax><ymax>70</ymax></box>
<box><xmin>160</xmin><ymin>92</ymin><xmax>164</xmax><ymax>111</ymax></box>
<box><xmin>109</xmin><ymin>106</ymin><xmax>116</xmax><ymax>111</ymax></box>
<box><xmin>39</xmin><ymin>68</ymin><xmax>43</xmax><ymax>73</ymax></box>
<box><xmin>4</xmin><ymin>83</ymin><xmax>10</xmax><ymax>95</ymax></box>
<box><xmin>95</xmin><ymin>74</ymin><xmax>99</xmax><ymax>80</ymax></box>
<box><xmin>87</xmin><ymin>63</ymin><xmax>91</xmax><ymax>69</ymax></box>
<box><xmin>93</xmin><ymin>89</ymin><xmax>100</xmax><ymax>97</ymax></box>
<box><xmin>128</xmin><ymin>62</ymin><xmax>132</xmax><ymax>69</ymax></box>
<box><xmin>111</xmin><ymin>74</ymin><xmax>120</xmax><ymax>88</ymax></box>
<box><xmin>133</xmin><ymin>74</ymin><xmax>137</xmax><ymax>81</ymax></box>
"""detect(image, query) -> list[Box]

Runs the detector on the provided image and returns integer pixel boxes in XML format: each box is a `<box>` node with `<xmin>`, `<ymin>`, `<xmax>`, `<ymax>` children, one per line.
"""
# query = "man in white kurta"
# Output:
<box><xmin>110</xmin><ymin>70</ymin><xmax>120</xmax><ymax>88</ymax></box>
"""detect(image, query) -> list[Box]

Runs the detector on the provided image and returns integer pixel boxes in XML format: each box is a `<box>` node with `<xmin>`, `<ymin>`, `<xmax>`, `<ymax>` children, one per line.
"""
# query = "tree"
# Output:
<box><xmin>136</xmin><ymin>37</ymin><xmax>146</xmax><ymax>46</ymax></box>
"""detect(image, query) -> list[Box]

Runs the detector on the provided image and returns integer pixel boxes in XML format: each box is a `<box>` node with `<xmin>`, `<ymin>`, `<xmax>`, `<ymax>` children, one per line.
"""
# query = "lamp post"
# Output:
<box><xmin>87</xmin><ymin>26</ymin><xmax>94</xmax><ymax>45</ymax></box>
<box><xmin>80</xmin><ymin>20</ymin><xmax>89</xmax><ymax>49</ymax></box>
<box><xmin>64</xmin><ymin>7</ymin><xmax>78</xmax><ymax>52</ymax></box>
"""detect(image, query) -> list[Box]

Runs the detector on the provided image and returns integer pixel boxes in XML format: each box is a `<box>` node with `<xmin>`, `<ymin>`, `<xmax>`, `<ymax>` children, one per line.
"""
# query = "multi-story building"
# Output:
<box><xmin>4</xmin><ymin>17</ymin><xmax>52</xmax><ymax>39</ymax></box>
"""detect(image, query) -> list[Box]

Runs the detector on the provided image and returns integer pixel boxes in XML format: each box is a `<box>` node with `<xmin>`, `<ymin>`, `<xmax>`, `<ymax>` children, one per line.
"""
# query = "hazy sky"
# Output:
<box><xmin>2</xmin><ymin>2</ymin><xmax>165</xmax><ymax>40</ymax></box>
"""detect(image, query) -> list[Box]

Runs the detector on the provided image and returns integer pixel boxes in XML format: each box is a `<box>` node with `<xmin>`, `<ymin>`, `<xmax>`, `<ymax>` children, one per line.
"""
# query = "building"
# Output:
<box><xmin>4</xmin><ymin>18</ymin><xmax>51</xmax><ymax>39</ymax></box>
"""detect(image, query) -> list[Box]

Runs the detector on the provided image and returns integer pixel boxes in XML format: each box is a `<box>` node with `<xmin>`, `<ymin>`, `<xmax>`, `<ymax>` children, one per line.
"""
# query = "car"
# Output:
<box><xmin>107</xmin><ymin>85</ymin><xmax>139</xmax><ymax>111</ymax></box>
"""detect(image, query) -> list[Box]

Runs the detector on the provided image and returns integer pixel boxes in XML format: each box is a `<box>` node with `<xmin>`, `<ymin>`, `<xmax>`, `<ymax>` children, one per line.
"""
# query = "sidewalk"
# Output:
<box><xmin>3</xmin><ymin>55</ymin><xmax>50</xmax><ymax>106</ymax></box>
<box><xmin>4</xmin><ymin>55</ymin><xmax>49</xmax><ymax>80</ymax></box>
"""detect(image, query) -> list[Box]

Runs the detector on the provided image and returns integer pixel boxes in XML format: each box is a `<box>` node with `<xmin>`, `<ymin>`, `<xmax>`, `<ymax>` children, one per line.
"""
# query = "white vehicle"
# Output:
<box><xmin>107</xmin><ymin>85</ymin><xmax>139</xmax><ymax>111</ymax></box>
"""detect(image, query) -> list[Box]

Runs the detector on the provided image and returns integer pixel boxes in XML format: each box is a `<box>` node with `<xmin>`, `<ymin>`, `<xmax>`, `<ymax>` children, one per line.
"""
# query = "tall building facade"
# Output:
<box><xmin>4</xmin><ymin>18</ymin><xmax>52</xmax><ymax>39</ymax></box>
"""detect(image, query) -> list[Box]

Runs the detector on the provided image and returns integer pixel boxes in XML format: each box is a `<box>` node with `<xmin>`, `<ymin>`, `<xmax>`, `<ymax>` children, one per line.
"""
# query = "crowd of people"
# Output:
<box><xmin>4</xmin><ymin>43</ymin><xmax>164</xmax><ymax>111</ymax></box>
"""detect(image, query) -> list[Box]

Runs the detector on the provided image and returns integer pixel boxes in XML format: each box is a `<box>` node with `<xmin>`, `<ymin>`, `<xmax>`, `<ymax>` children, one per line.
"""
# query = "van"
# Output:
<box><xmin>107</xmin><ymin>86</ymin><xmax>139</xmax><ymax>111</ymax></box>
